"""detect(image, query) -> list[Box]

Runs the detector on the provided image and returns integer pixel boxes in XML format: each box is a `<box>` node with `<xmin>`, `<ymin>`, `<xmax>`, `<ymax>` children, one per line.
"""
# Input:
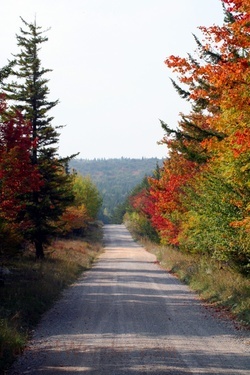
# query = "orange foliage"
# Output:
<box><xmin>148</xmin><ymin>153</ymin><xmax>197</xmax><ymax>245</ymax></box>
<box><xmin>59</xmin><ymin>205</ymin><xmax>89</xmax><ymax>235</ymax></box>
<box><xmin>155</xmin><ymin>0</ymin><xmax>250</xmax><ymax>257</ymax></box>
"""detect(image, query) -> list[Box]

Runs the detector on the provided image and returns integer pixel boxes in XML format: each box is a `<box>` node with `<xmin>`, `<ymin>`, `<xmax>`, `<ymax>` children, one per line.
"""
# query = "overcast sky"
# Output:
<box><xmin>1</xmin><ymin>0</ymin><xmax>224</xmax><ymax>159</ymax></box>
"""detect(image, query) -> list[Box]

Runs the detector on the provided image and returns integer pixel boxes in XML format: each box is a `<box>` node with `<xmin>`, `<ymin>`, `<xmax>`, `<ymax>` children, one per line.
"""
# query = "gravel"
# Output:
<box><xmin>8</xmin><ymin>224</ymin><xmax>250</xmax><ymax>374</ymax></box>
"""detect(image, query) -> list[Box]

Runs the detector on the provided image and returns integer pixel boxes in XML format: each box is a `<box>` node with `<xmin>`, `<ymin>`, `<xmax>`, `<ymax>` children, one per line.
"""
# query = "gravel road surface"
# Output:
<box><xmin>9</xmin><ymin>224</ymin><xmax>250</xmax><ymax>374</ymax></box>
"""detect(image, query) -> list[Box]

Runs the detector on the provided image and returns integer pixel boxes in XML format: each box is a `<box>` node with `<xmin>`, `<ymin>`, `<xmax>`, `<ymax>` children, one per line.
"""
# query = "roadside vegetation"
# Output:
<box><xmin>0</xmin><ymin>18</ymin><xmax>104</xmax><ymax>374</ymax></box>
<box><xmin>0</xmin><ymin>225</ymin><xmax>103</xmax><ymax>374</ymax></box>
<box><xmin>70</xmin><ymin>157</ymin><xmax>162</xmax><ymax>224</ymax></box>
<box><xmin>126</xmin><ymin>220</ymin><xmax>250</xmax><ymax>329</ymax></box>
<box><xmin>0</xmin><ymin>2</ymin><xmax>249</xmax><ymax>372</ymax></box>
<box><xmin>123</xmin><ymin>1</ymin><xmax>250</xmax><ymax>327</ymax></box>
<box><xmin>124</xmin><ymin>1</ymin><xmax>250</xmax><ymax>277</ymax></box>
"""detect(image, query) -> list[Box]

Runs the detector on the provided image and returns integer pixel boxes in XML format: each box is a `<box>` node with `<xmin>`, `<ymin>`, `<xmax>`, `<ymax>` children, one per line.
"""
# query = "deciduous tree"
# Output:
<box><xmin>149</xmin><ymin>0</ymin><xmax>250</xmax><ymax>273</ymax></box>
<box><xmin>2</xmin><ymin>18</ymin><xmax>75</xmax><ymax>258</ymax></box>
<box><xmin>0</xmin><ymin>96</ymin><xmax>41</xmax><ymax>254</ymax></box>
<box><xmin>72</xmin><ymin>174</ymin><xmax>102</xmax><ymax>220</ymax></box>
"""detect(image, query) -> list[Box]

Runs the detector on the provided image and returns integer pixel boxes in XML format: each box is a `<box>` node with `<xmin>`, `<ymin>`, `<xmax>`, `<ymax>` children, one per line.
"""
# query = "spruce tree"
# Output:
<box><xmin>2</xmin><ymin>18</ymin><xmax>75</xmax><ymax>258</ymax></box>
<box><xmin>0</xmin><ymin>60</ymin><xmax>16</xmax><ymax>83</ymax></box>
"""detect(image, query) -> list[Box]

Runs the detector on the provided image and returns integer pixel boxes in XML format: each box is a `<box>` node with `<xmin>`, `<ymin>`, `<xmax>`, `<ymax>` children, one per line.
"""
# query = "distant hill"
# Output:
<box><xmin>70</xmin><ymin>158</ymin><xmax>163</xmax><ymax>223</ymax></box>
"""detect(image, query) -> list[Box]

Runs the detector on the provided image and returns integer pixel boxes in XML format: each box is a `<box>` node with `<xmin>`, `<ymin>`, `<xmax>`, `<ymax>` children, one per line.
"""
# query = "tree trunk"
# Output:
<box><xmin>35</xmin><ymin>240</ymin><xmax>44</xmax><ymax>259</ymax></box>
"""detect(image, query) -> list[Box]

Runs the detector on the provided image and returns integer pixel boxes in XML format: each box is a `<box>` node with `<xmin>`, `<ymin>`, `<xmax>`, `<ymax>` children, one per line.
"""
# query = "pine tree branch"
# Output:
<box><xmin>170</xmin><ymin>78</ymin><xmax>190</xmax><ymax>99</ymax></box>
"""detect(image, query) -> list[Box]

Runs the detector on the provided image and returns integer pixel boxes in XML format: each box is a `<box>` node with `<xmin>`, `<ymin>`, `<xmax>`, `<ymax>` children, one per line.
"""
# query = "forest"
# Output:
<box><xmin>0</xmin><ymin>18</ymin><xmax>102</xmax><ymax>260</ymax></box>
<box><xmin>70</xmin><ymin>157</ymin><xmax>162</xmax><ymax>223</ymax></box>
<box><xmin>0</xmin><ymin>1</ymin><xmax>249</xmax><ymax>272</ymax></box>
<box><xmin>0</xmin><ymin>19</ymin><xmax>104</xmax><ymax>371</ymax></box>
<box><xmin>0</xmin><ymin>2</ymin><xmax>249</xmax><ymax>371</ymax></box>
<box><xmin>125</xmin><ymin>0</ymin><xmax>250</xmax><ymax>276</ymax></box>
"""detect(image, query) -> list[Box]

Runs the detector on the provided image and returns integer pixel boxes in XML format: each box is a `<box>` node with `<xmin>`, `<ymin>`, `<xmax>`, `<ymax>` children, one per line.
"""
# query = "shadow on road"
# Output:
<box><xmin>8</xmin><ymin>225</ymin><xmax>249</xmax><ymax>375</ymax></box>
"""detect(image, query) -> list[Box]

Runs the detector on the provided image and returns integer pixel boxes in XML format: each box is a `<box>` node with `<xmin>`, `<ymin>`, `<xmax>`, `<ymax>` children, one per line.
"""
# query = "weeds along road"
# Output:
<box><xmin>9</xmin><ymin>224</ymin><xmax>249</xmax><ymax>375</ymax></box>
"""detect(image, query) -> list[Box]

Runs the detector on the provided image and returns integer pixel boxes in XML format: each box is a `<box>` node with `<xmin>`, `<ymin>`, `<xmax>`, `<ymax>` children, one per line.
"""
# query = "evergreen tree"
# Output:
<box><xmin>0</xmin><ymin>60</ymin><xmax>16</xmax><ymax>83</ymax></box>
<box><xmin>161</xmin><ymin>26</ymin><xmax>227</xmax><ymax>164</ymax></box>
<box><xmin>2</xmin><ymin>18</ymin><xmax>75</xmax><ymax>258</ymax></box>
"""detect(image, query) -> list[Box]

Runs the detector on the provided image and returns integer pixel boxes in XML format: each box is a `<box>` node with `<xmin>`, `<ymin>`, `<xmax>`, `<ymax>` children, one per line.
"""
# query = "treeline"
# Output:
<box><xmin>70</xmin><ymin>158</ymin><xmax>162</xmax><ymax>223</ymax></box>
<box><xmin>125</xmin><ymin>0</ymin><xmax>250</xmax><ymax>276</ymax></box>
<box><xmin>0</xmin><ymin>19</ymin><xmax>102</xmax><ymax>259</ymax></box>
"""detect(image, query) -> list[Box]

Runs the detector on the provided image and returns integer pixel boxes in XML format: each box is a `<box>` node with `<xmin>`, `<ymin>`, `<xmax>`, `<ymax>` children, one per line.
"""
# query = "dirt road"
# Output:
<box><xmin>9</xmin><ymin>224</ymin><xmax>249</xmax><ymax>374</ymax></box>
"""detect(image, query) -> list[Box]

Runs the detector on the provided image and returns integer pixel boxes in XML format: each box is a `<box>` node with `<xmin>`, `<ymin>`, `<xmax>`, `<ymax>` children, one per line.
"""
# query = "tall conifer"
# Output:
<box><xmin>3</xmin><ymin>18</ymin><xmax>74</xmax><ymax>258</ymax></box>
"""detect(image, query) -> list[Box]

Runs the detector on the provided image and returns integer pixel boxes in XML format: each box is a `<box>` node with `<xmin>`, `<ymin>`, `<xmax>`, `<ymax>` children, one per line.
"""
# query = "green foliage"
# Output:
<box><xmin>1</xmin><ymin>18</ymin><xmax>76</xmax><ymax>258</ymax></box>
<box><xmin>0</xmin><ymin>319</ymin><xmax>26</xmax><ymax>371</ymax></box>
<box><xmin>142</xmin><ymin>1</ymin><xmax>250</xmax><ymax>275</ymax></box>
<box><xmin>124</xmin><ymin>173</ymin><xmax>160</xmax><ymax>243</ymax></box>
<box><xmin>70</xmin><ymin>158</ymin><xmax>162</xmax><ymax>223</ymax></box>
<box><xmin>111</xmin><ymin>201</ymin><xmax>128</xmax><ymax>224</ymax></box>
<box><xmin>0</xmin><ymin>219</ymin><xmax>23</xmax><ymax>257</ymax></box>
<box><xmin>177</xmin><ymin>149</ymin><xmax>250</xmax><ymax>275</ymax></box>
<box><xmin>0</xmin><ymin>60</ymin><xmax>16</xmax><ymax>83</ymax></box>
<box><xmin>0</xmin><ymin>227</ymin><xmax>103</xmax><ymax>374</ymax></box>
<box><xmin>72</xmin><ymin>174</ymin><xmax>102</xmax><ymax>220</ymax></box>
<box><xmin>147</xmin><ymin>242</ymin><xmax>250</xmax><ymax>327</ymax></box>
<box><xmin>124</xmin><ymin>212</ymin><xmax>159</xmax><ymax>243</ymax></box>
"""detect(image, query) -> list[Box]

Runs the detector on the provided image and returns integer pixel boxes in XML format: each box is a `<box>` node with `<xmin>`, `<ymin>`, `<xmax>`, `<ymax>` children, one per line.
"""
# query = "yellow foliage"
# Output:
<box><xmin>59</xmin><ymin>205</ymin><xmax>90</xmax><ymax>235</ymax></box>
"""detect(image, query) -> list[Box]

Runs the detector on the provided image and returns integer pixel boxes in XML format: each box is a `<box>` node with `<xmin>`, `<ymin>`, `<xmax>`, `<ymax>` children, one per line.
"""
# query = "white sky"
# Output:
<box><xmin>1</xmin><ymin>0</ymin><xmax>224</xmax><ymax>159</ymax></box>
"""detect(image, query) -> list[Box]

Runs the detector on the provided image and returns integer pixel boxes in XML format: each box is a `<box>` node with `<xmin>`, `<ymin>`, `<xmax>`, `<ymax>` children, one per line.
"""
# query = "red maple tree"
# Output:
<box><xmin>0</xmin><ymin>96</ymin><xmax>42</xmax><ymax>230</ymax></box>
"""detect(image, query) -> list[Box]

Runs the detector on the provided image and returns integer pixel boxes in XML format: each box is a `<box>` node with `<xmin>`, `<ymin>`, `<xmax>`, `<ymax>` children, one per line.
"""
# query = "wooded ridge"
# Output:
<box><xmin>70</xmin><ymin>158</ymin><xmax>163</xmax><ymax>223</ymax></box>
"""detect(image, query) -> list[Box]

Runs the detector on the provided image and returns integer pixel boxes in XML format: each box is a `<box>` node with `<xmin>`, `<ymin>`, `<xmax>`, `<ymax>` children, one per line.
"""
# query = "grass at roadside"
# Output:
<box><xmin>0</xmin><ymin>226</ymin><xmax>103</xmax><ymax>374</ymax></box>
<box><xmin>135</xmin><ymin>237</ymin><xmax>250</xmax><ymax>329</ymax></box>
